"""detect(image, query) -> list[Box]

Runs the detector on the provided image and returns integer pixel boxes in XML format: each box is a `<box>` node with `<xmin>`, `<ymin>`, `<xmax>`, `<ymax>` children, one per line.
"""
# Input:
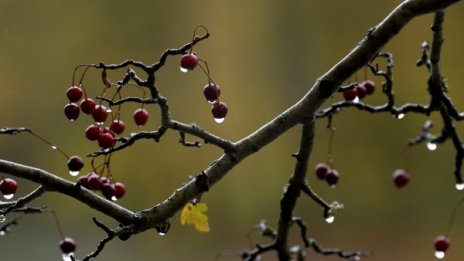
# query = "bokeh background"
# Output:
<box><xmin>1</xmin><ymin>0</ymin><xmax>464</xmax><ymax>260</ymax></box>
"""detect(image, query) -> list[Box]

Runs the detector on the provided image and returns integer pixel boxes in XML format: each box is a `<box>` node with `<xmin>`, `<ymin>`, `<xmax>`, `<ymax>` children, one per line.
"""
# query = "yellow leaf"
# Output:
<box><xmin>180</xmin><ymin>203</ymin><xmax>210</xmax><ymax>232</ymax></box>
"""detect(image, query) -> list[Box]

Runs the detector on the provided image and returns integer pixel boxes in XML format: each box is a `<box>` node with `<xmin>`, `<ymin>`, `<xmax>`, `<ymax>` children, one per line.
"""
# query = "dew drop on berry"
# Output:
<box><xmin>51</xmin><ymin>145</ymin><xmax>57</xmax><ymax>150</ymax></box>
<box><xmin>3</xmin><ymin>194</ymin><xmax>14</xmax><ymax>200</ymax></box>
<box><xmin>214</xmin><ymin>118</ymin><xmax>225</xmax><ymax>124</ymax></box>
<box><xmin>69</xmin><ymin>170</ymin><xmax>80</xmax><ymax>177</ymax></box>
<box><xmin>396</xmin><ymin>113</ymin><xmax>405</xmax><ymax>120</ymax></box>
<box><xmin>62</xmin><ymin>253</ymin><xmax>74</xmax><ymax>261</ymax></box>
<box><xmin>427</xmin><ymin>142</ymin><xmax>437</xmax><ymax>151</ymax></box>
<box><xmin>0</xmin><ymin>214</ymin><xmax>5</xmax><ymax>223</ymax></box>
<box><xmin>455</xmin><ymin>183</ymin><xmax>464</xmax><ymax>190</ymax></box>
<box><xmin>325</xmin><ymin>215</ymin><xmax>335</xmax><ymax>224</ymax></box>
<box><xmin>180</xmin><ymin>67</ymin><xmax>188</xmax><ymax>73</ymax></box>
<box><xmin>111</xmin><ymin>196</ymin><xmax>118</xmax><ymax>202</ymax></box>
<box><xmin>352</xmin><ymin>96</ymin><xmax>360</xmax><ymax>103</ymax></box>
<box><xmin>434</xmin><ymin>251</ymin><xmax>445</xmax><ymax>259</ymax></box>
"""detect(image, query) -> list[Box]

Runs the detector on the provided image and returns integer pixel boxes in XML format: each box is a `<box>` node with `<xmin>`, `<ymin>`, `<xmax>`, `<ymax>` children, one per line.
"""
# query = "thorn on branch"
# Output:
<box><xmin>179</xmin><ymin>132</ymin><xmax>201</xmax><ymax>148</ymax></box>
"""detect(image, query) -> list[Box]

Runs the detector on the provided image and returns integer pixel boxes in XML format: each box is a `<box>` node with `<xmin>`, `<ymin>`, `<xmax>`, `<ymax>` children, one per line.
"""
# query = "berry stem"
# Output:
<box><xmin>28</xmin><ymin>130</ymin><xmax>70</xmax><ymax>159</ymax></box>
<box><xmin>327</xmin><ymin>125</ymin><xmax>336</xmax><ymax>168</ymax></box>
<box><xmin>444</xmin><ymin>197</ymin><xmax>464</xmax><ymax>236</ymax></box>
<box><xmin>189</xmin><ymin>25</ymin><xmax>209</xmax><ymax>53</ymax></box>
<box><xmin>197</xmin><ymin>59</ymin><xmax>217</xmax><ymax>86</ymax></box>
<box><xmin>48</xmin><ymin>209</ymin><xmax>65</xmax><ymax>239</ymax></box>
<box><xmin>404</xmin><ymin>146</ymin><xmax>411</xmax><ymax>173</ymax></box>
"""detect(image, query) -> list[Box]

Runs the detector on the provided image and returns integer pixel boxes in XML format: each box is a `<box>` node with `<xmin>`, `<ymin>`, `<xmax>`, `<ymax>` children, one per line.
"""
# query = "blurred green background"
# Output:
<box><xmin>1</xmin><ymin>0</ymin><xmax>464</xmax><ymax>260</ymax></box>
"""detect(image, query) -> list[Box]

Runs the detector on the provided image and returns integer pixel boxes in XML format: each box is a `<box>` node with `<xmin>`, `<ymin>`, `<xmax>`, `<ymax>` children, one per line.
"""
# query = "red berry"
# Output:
<box><xmin>180</xmin><ymin>53</ymin><xmax>198</xmax><ymax>71</ymax></box>
<box><xmin>356</xmin><ymin>85</ymin><xmax>367</xmax><ymax>99</ymax></box>
<box><xmin>92</xmin><ymin>105</ymin><xmax>108</xmax><ymax>123</ymax></box>
<box><xmin>66</xmin><ymin>86</ymin><xmax>83</xmax><ymax>102</ymax></box>
<box><xmin>101</xmin><ymin>183</ymin><xmax>117</xmax><ymax>200</ymax></box>
<box><xmin>86</xmin><ymin>172</ymin><xmax>103</xmax><ymax>191</ymax></box>
<box><xmin>64</xmin><ymin>103</ymin><xmax>80</xmax><ymax>121</ymax></box>
<box><xmin>326</xmin><ymin>169</ymin><xmax>339</xmax><ymax>187</ymax></box>
<box><xmin>315</xmin><ymin>163</ymin><xmax>331</xmax><ymax>180</ymax></box>
<box><xmin>114</xmin><ymin>182</ymin><xmax>126</xmax><ymax>199</ymax></box>
<box><xmin>67</xmin><ymin>156</ymin><xmax>84</xmax><ymax>172</ymax></box>
<box><xmin>0</xmin><ymin>178</ymin><xmax>18</xmax><ymax>196</ymax></box>
<box><xmin>203</xmin><ymin>83</ymin><xmax>221</xmax><ymax>103</ymax></box>
<box><xmin>77</xmin><ymin>174</ymin><xmax>91</xmax><ymax>189</ymax></box>
<box><xmin>80</xmin><ymin>98</ymin><xmax>96</xmax><ymax>114</ymax></box>
<box><xmin>434</xmin><ymin>235</ymin><xmax>450</xmax><ymax>252</ymax></box>
<box><xmin>343</xmin><ymin>88</ymin><xmax>357</xmax><ymax>101</ymax></box>
<box><xmin>133</xmin><ymin>108</ymin><xmax>149</xmax><ymax>126</ymax></box>
<box><xmin>85</xmin><ymin>124</ymin><xmax>101</xmax><ymax>141</ymax></box>
<box><xmin>101</xmin><ymin>127</ymin><xmax>116</xmax><ymax>138</ymax></box>
<box><xmin>98</xmin><ymin>132</ymin><xmax>115</xmax><ymax>149</ymax></box>
<box><xmin>110</xmin><ymin>120</ymin><xmax>125</xmax><ymax>134</ymax></box>
<box><xmin>212</xmin><ymin>102</ymin><xmax>228</xmax><ymax>122</ymax></box>
<box><xmin>361</xmin><ymin>80</ymin><xmax>375</xmax><ymax>95</ymax></box>
<box><xmin>392</xmin><ymin>169</ymin><xmax>410</xmax><ymax>188</ymax></box>
<box><xmin>59</xmin><ymin>237</ymin><xmax>76</xmax><ymax>254</ymax></box>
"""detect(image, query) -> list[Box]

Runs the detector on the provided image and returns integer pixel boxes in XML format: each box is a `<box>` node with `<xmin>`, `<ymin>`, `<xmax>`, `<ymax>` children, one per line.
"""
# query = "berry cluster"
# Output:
<box><xmin>343</xmin><ymin>80</ymin><xmax>376</xmax><ymax>102</ymax></box>
<box><xmin>0</xmin><ymin>178</ymin><xmax>17</xmax><ymax>199</ymax></box>
<box><xmin>78</xmin><ymin>172</ymin><xmax>126</xmax><ymax>201</ymax></box>
<box><xmin>64</xmin><ymin>69</ymin><xmax>150</xmax><ymax>150</ymax></box>
<box><xmin>314</xmin><ymin>163</ymin><xmax>340</xmax><ymax>187</ymax></box>
<box><xmin>180</xmin><ymin>26</ymin><xmax>228</xmax><ymax>123</ymax></box>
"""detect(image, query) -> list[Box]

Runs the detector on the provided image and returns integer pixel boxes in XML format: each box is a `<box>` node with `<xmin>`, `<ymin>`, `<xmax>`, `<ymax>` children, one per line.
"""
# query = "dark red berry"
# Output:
<box><xmin>326</xmin><ymin>169</ymin><xmax>339</xmax><ymax>187</ymax></box>
<box><xmin>133</xmin><ymin>108</ymin><xmax>149</xmax><ymax>126</ymax></box>
<box><xmin>101</xmin><ymin>127</ymin><xmax>116</xmax><ymax>138</ymax></box>
<box><xmin>0</xmin><ymin>178</ymin><xmax>18</xmax><ymax>196</ymax></box>
<box><xmin>80</xmin><ymin>98</ymin><xmax>96</xmax><ymax>114</ymax></box>
<box><xmin>110</xmin><ymin>120</ymin><xmax>125</xmax><ymax>134</ymax></box>
<box><xmin>78</xmin><ymin>174</ymin><xmax>91</xmax><ymax>189</ymax></box>
<box><xmin>64</xmin><ymin>103</ymin><xmax>80</xmax><ymax>121</ymax></box>
<box><xmin>114</xmin><ymin>182</ymin><xmax>126</xmax><ymax>199</ymax></box>
<box><xmin>66</xmin><ymin>86</ymin><xmax>83</xmax><ymax>102</ymax></box>
<box><xmin>434</xmin><ymin>235</ymin><xmax>450</xmax><ymax>252</ymax></box>
<box><xmin>203</xmin><ymin>83</ymin><xmax>221</xmax><ymax>103</ymax></box>
<box><xmin>101</xmin><ymin>183</ymin><xmax>117</xmax><ymax>200</ymax></box>
<box><xmin>361</xmin><ymin>80</ymin><xmax>375</xmax><ymax>95</ymax></box>
<box><xmin>85</xmin><ymin>124</ymin><xmax>101</xmax><ymax>141</ymax></box>
<box><xmin>180</xmin><ymin>53</ymin><xmax>198</xmax><ymax>71</ymax></box>
<box><xmin>343</xmin><ymin>88</ymin><xmax>357</xmax><ymax>101</ymax></box>
<box><xmin>315</xmin><ymin>163</ymin><xmax>331</xmax><ymax>180</ymax></box>
<box><xmin>86</xmin><ymin>172</ymin><xmax>103</xmax><ymax>191</ymax></box>
<box><xmin>98</xmin><ymin>132</ymin><xmax>115</xmax><ymax>149</ymax></box>
<box><xmin>392</xmin><ymin>169</ymin><xmax>410</xmax><ymax>188</ymax></box>
<box><xmin>59</xmin><ymin>237</ymin><xmax>76</xmax><ymax>254</ymax></box>
<box><xmin>67</xmin><ymin>156</ymin><xmax>84</xmax><ymax>172</ymax></box>
<box><xmin>212</xmin><ymin>102</ymin><xmax>228</xmax><ymax>122</ymax></box>
<box><xmin>92</xmin><ymin>105</ymin><xmax>108</xmax><ymax>123</ymax></box>
<box><xmin>356</xmin><ymin>85</ymin><xmax>367</xmax><ymax>99</ymax></box>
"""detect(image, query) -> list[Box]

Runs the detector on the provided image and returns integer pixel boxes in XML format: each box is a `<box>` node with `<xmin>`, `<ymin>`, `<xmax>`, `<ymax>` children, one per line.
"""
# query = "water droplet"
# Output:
<box><xmin>158</xmin><ymin>231</ymin><xmax>166</xmax><ymax>236</ymax></box>
<box><xmin>70</xmin><ymin>119</ymin><xmax>75</xmax><ymax>122</ymax></box>
<box><xmin>427</xmin><ymin>142</ymin><xmax>437</xmax><ymax>151</ymax></box>
<box><xmin>455</xmin><ymin>183</ymin><xmax>464</xmax><ymax>191</ymax></box>
<box><xmin>62</xmin><ymin>253</ymin><xmax>74</xmax><ymax>261</ymax></box>
<box><xmin>353</xmin><ymin>256</ymin><xmax>361</xmax><ymax>261</ymax></box>
<box><xmin>352</xmin><ymin>96</ymin><xmax>360</xmax><ymax>103</ymax></box>
<box><xmin>325</xmin><ymin>215</ymin><xmax>335</xmax><ymax>224</ymax></box>
<box><xmin>0</xmin><ymin>231</ymin><xmax>5</xmax><ymax>236</ymax></box>
<box><xmin>396</xmin><ymin>113</ymin><xmax>405</xmax><ymax>120</ymax></box>
<box><xmin>214</xmin><ymin>118</ymin><xmax>225</xmax><ymax>124</ymax></box>
<box><xmin>111</xmin><ymin>196</ymin><xmax>118</xmax><ymax>202</ymax></box>
<box><xmin>0</xmin><ymin>214</ymin><xmax>5</xmax><ymax>222</ymax></box>
<box><xmin>69</xmin><ymin>170</ymin><xmax>80</xmax><ymax>177</ymax></box>
<box><xmin>180</xmin><ymin>66</ymin><xmax>188</xmax><ymax>73</ymax></box>
<box><xmin>106</xmin><ymin>108</ymin><xmax>112</xmax><ymax>113</ymax></box>
<box><xmin>434</xmin><ymin>251</ymin><xmax>445</xmax><ymax>259</ymax></box>
<box><xmin>51</xmin><ymin>145</ymin><xmax>57</xmax><ymax>150</ymax></box>
<box><xmin>3</xmin><ymin>194</ymin><xmax>14</xmax><ymax>200</ymax></box>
